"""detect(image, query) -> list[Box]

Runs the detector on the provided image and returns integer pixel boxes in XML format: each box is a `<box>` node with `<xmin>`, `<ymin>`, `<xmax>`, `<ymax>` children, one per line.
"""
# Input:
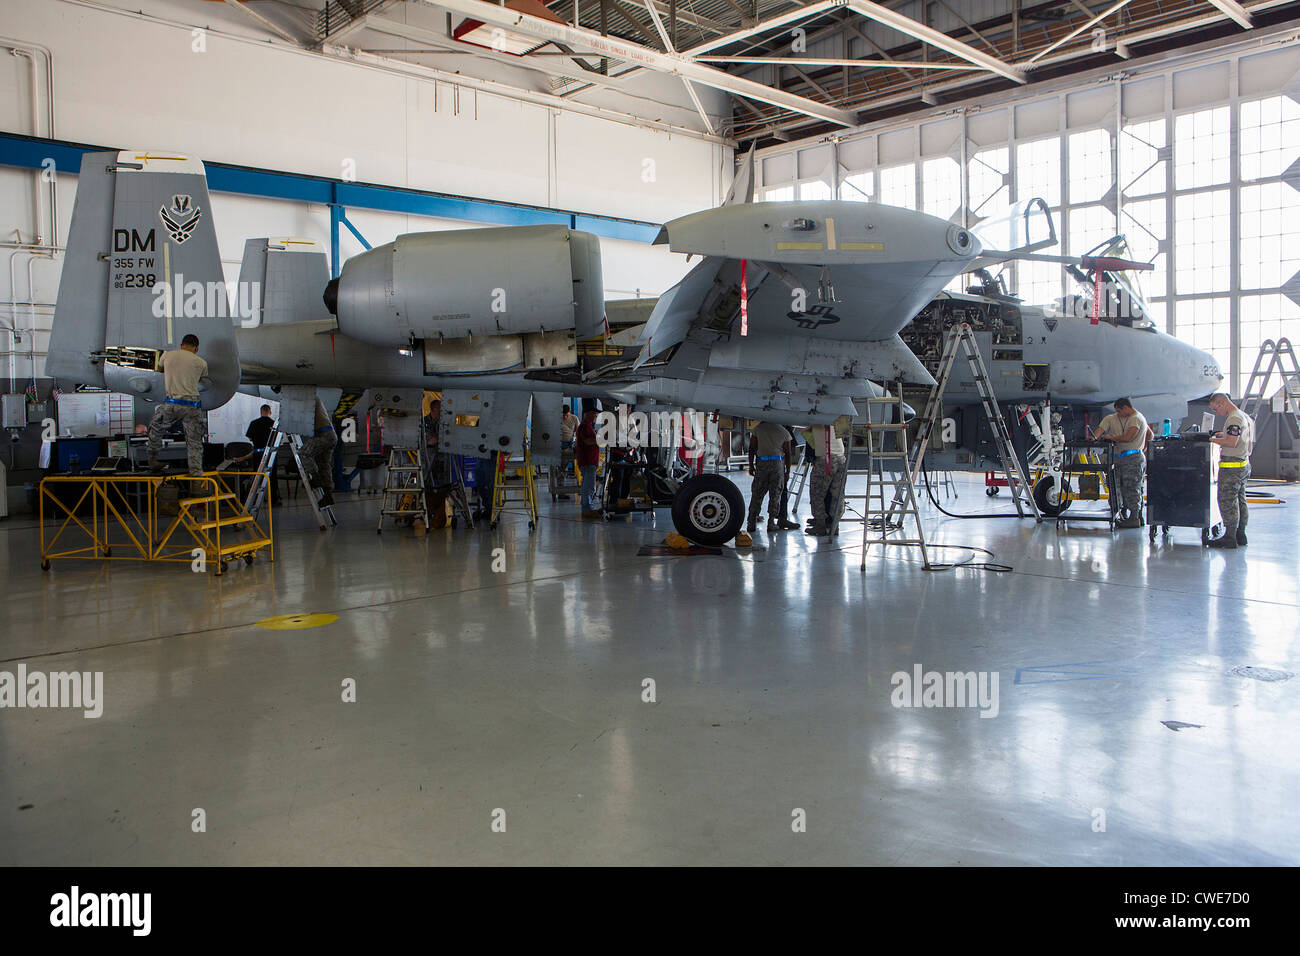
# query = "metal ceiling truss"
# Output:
<box><xmin>266</xmin><ymin>1</ymin><xmax>1299</xmax><ymax>144</ymax></box>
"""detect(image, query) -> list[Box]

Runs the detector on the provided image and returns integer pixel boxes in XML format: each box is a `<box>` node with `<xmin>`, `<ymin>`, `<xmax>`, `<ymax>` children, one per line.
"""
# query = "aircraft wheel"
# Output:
<box><xmin>671</xmin><ymin>474</ymin><xmax>744</xmax><ymax>546</ymax></box>
<box><xmin>1032</xmin><ymin>476</ymin><xmax>1072</xmax><ymax>517</ymax></box>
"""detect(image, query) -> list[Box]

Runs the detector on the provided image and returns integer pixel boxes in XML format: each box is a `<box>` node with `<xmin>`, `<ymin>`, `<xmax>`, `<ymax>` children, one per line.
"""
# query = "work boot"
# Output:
<box><xmin>1116</xmin><ymin>516</ymin><xmax>1141</xmax><ymax>529</ymax></box>
<box><xmin>319</xmin><ymin>490</ymin><xmax>334</xmax><ymax>507</ymax></box>
<box><xmin>1236</xmin><ymin>530</ymin><xmax>1248</xmax><ymax>546</ymax></box>
<box><xmin>805</xmin><ymin>524</ymin><xmax>829</xmax><ymax>536</ymax></box>
<box><xmin>778</xmin><ymin>518</ymin><xmax>799</xmax><ymax>530</ymax></box>
<box><xmin>148</xmin><ymin>459</ymin><xmax>167</xmax><ymax>474</ymax></box>
<box><xmin>767</xmin><ymin>518</ymin><xmax>780</xmax><ymax>532</ymax></box>
<box><xmin>746</xmin><ymin>516</ymin><xmax>757</xmax><ymax>534</ymax></box>
<box><xmin>1207</xmin><ymin>536</ymin><xmax>1238</xmax><ymax>550</ymax></box>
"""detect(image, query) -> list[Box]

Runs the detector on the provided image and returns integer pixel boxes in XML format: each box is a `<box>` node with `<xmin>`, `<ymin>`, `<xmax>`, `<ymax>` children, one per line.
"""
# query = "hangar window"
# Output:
<box><xmin>839</xmin><ymin>172</ymin><xmax>873</xmax><ymax>202</ymax></box>
<box><xmin>1174</xmin><ymin>106</ymin><xmax>1230</xmax><ymax>190</ymax></box>
<box><xmin>1015</xmin><ymin>137</ymin><xmax>1061</xmax><ymax>208</ymax></box>
<box><xmin>764</xmin><ymin>186</ymin><xmax>794</xmax><ymax>202</ymax></box>
<box><xmin>1068</xmin><ymin>205</ymin><xmax>1118</xmax><ymax>259</ymax></box>
<box><xmin>1240</xmin><ymin>295</ymin><xmax>1300</xmax><ymax>383</ymax></box>
<box><xmin>969</xmin><ymin>147</ymin><xmax>1009</xmax><ymax>220</ymax></box>
<box><xmin>922</xmin><ymin>157</ymin><xmax>961</xmax><ymax>221</ymax></box>
<box><xmin>1068</xmin><ymin>129</ymin><xmax>1112</xmax><ymax>204</ymax></box>
<box><xmin>1121</xmin><ymin>198</ymin><xmax>1167</xmax><ymax>312</ymax></box>
<box><xmin>1119</xmin><ymin>119</ymin><xmax>1167</xmax><ymax>198</ymax></box>
<box><xmin>1174</xmin><ymin>190</ymin><xmax>1231</xmax><ymax>295</ymax></box>
<box><xmin>1240</xmin><ymin>95</ymin><xmax>1300</xmax><ymax>182</ymax></box>
<box><xmin>878</xmin><ymin>164</ymin><xmax>916</xmax><ymax>209</ymax></box>
<box><xmin>798</xmin><ymin>180</ymin><xmax>833</xmax><ymax>201</ymax></box>
<box><xmin>1179</xmin><ymin>297</ymin><xmax>1232</xmax><ymax>376</ymax></box>
<box><xmin>1239</xmin><ymin>181</ymin><xmax>1300</xmax><ymax>291</ymax></box>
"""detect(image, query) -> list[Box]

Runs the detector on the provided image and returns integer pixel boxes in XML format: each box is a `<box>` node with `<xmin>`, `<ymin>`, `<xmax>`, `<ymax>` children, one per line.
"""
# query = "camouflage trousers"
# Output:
<box><xmin>1113</xmin><ymin>452</ymin><xmax>1146</xmax><ymax>519</ymax></box>
<box><xmin>1218</xmin><ymin>461</ymin><xmax>1251</xmax><ymax>537</ymax></box>
<box><xmin>748</xmin><ymin>459</ymin><xmax>785</xmax><ymax>522</ymax></box>
<box><xmin>147</xmin><ymin>402</ymin><xmax>206</xmax><ymax>476</ymax></box>
<box><xmin>810</xmin><ymin>455</ymin><xmax>847</xmax><ymax>530</ymax></box>
<box><xmin>300</xmin><ymin>430</ymin><xmax>338</xmax><ymax>493</ymax></box>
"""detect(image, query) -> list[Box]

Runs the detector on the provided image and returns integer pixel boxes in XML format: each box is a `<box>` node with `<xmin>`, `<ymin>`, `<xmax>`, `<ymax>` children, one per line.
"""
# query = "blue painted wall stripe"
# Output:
<box><xmin>0</xmin><ymin>132</ymin><xmax>661</xmax><ymax>243</ymax></box>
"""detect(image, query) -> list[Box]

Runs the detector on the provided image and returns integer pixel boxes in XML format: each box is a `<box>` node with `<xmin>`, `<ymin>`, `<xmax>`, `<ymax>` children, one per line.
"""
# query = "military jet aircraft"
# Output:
<box><xmin>45</xmin><ymin>147</ymin><xmax>1219</xmax><ymax>543</ymax></box>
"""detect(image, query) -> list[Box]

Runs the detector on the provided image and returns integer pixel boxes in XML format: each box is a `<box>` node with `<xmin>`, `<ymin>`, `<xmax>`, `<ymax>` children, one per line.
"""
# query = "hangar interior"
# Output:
<box><xmin>1</xmin><ymin>0</ymin><xmax>1299</xmax><ymax>866</ymax></box>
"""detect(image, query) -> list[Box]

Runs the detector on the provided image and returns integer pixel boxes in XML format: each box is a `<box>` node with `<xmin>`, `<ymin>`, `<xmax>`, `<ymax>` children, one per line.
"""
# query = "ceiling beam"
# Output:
<box><xmin>683</xmin><ymin>0</ymin><xmax>846</xmax><ymax>57</ymax></box>
<box><xmin>844</xmin><ymin>0</ymin><xmax>1026</xmax><ymax>83</ymax></box>
<box><xmin>1023</xmin><ymin>0</ymin><xmax>1132</xmax><ymax>66</ymax></box>
<box><xmin>416</xmin><ymin>0</ymin><xmax>857</xmax><ymax>125</ymax></box>
<box><xmin>1206</xmin><ymin>0</ymin><xmax>1254</xmax><ymax>29</ymax></box>
<box><xmin>698</xmin><ymin>55</ymin><xmax>984</xmax><ymax>70</ymax></box>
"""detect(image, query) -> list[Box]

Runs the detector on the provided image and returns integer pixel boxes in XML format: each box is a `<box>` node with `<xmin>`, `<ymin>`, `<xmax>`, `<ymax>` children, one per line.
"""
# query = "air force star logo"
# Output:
<box><xmin>159</xmin><ymin>194</ymin><xmax>202</xmax><ymax>244</ymax></box>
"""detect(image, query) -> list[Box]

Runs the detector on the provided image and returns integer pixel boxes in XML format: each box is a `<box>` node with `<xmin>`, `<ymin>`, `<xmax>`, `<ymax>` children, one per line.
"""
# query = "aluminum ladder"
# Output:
<box><xmin>897</xmin><ymin>323</ymin><xmax>1040</xmax><ymax>521</ymax></box>
<box><xmin>376</xmin><ymin>446</ymin><xmax>428</xmax><ymax>533</ymax></box>
<box><xmin>856</xmin><ymin>393</ymin><xmax>932</xmax><ymax>570</ymax></box>
<box><xmin>242</xmin><ymin>427</ymin><xmax>333</xmax><ymax>530</ymax></box>
<box><xmin>1241</xmin><ymin>337</ymin><xmax>1300</xmax><ymax>438</ymax></box>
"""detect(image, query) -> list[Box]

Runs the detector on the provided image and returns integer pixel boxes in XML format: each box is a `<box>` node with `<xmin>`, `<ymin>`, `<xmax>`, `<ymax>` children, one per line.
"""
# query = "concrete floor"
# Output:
<box><xmin>1</xmin><ymin>472</ymin><xmax>1297</xmax><ymax>865</ymax></box>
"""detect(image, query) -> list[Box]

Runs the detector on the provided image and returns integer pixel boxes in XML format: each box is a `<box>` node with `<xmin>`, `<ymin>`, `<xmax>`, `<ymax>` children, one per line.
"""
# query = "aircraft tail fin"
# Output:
<box><xmin>237</xmin><ymin>237</ymin><xmax>333</xmax><ymax>326</ymax></box>
<box><xmin>47</xmin><ymin>149</ymin><xmax>240</xmax><ymax>409</ymax></box>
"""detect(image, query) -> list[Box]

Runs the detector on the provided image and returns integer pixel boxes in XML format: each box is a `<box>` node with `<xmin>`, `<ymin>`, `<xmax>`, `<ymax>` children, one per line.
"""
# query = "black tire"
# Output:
<box><xmin>1032</xmin><ymin>476</ymin><xmax>1072</xmax><ymax>517</ymax></box>
<box><xmin>244</xmin><ymin>553</ymin><xmax>256</xmax><ymax>566</ymax></box>
<box><xmin>671</xmin><ymin>474</ymin><xmax>745</xmax><ymax>546</ymax></box>
<box><xmin>41</xmin><ymin>559</ymin><xmax>50</xmax><ymax>571</ymax></box>
<box><xmin>1149</xmin><ymin>526</ymin><xmax>1157</xmax><ymax>542</ymax></box>
<box><xmin>986</xmin><ymin>486</ymin><xmax>999</xmax><ymax>497</ymax></box>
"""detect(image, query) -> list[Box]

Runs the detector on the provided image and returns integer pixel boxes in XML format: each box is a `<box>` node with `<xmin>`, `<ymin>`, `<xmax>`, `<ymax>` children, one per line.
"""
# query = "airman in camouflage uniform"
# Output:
<box><xmin>1208</xmin><ymin>393</ymin><xmax>1254</xmax><ymax>550</ymax></box>
<box><xmin>147</xmin><ymin>333</ymin><xmax>209</xmax><ymax>477</ymax></box>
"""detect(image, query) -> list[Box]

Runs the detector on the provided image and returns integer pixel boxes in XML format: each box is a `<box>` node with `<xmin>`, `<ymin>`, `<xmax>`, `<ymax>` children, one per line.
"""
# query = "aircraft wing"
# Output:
<box><xmin>614</xmin><ymin>198</ymin><xmax>983</xmax><ymax>422</ymax></box>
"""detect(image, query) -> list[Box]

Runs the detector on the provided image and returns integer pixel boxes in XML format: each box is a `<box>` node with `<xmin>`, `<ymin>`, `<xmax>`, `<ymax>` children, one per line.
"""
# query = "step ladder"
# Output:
<box><xmin>1241</xmin><ymin>337</ymin><xmax>1300</xmax><ymax>437</ymax></box>
<box><xmin>854</xmin><ymin>394</ymin><xmax>931</xmax><ymax>570</ymax></box>
<box><xmin>490</xmin><ymin>447</ymin><xmax>538</xmax><ymax>531</ymax></box>
<box><xmin>785</xmin><ymin>457</ymin><xmax>812</xmax><ymax>520</ymax></box>
<box><xmin>377</xmin><ymin>446</ymin><xmax>429</xmax><ymax>533</ymax></box>
<box><xmin>242</xmin><ymin>428</ymin><xmax>334</xmax><ymax>530</ymax></box>
<box><xmin>164</xmin><ymin>473</ymin><xmax>273</xmax><ymax>575</ymax></box>
<box><xmin>897</xmin><ymin>323</ymin><xmax>1041</xmax><ymax>521</ymax></box>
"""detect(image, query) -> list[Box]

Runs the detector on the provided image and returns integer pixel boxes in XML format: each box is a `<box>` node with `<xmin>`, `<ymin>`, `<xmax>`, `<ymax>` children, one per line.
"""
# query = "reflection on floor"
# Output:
<box><xmin>1</xmin><ymin>473</ymin><xmax>1296</xmax><ymax>865</ymax></box>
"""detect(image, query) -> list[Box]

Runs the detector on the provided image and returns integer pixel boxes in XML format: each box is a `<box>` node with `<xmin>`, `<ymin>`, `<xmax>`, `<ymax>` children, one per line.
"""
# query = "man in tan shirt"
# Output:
<box><xmin>1091</xmin><ymin>397</ymin><xmax>1149</xmax><ymax>528</ymax></box>
<box><xmin>147</xmin><ymin>333</ymin><xmax>210</xmax><ymax>476</ymax></box>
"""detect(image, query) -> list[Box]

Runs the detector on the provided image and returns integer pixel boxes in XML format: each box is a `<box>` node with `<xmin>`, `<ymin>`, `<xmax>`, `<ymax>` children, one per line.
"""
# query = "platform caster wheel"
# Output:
<box><xmin>1149</xmin><ymin>526</ymin><xmax>1158</xmax><ymax>542</ymax></box>
<box><xmin>528</xmin><ymin>521</ymin><xmax>536</xmax><ymax>532</ymax></box>
<box><xmin>377</xmin><ymin>528</ymin><xmax>383</xmax><ymax>535</ymax></box>
<box><xmin>490</xmin><ymin>520</ymin><xmax>499</xmax><ymax>530</ymax></box>
<box><xmin>243</xmin><ymin>553</ymin><xmax>256</xmax><ymax>566</ymax></box>
<box><xmin>41</xmin><ymin>559</ymin><xmax>50</xmax><ymax>571</ymax></box>
<box><xmin>450</xmin><ymin>517</ymin><xmax>458</xmax><ymax>529</ymax></box>
<box><xmin>219</xmin><ymin>561</ymin><xmax>228</xmax><ymax>574</ymax></box>
<box><xmin>102</xmin><ymin>547</ymin><xmax>112</xmax><ymax>557</ymax></box>
<box><xmin>986</xmin><ymin>486</ymin><xmax>1000</xmax><ymax>497</ymax></box>
<box><xmin>1163</xmin><ymin>525</ymin><xmax>1170</xmax><ymax>536</ymax></box>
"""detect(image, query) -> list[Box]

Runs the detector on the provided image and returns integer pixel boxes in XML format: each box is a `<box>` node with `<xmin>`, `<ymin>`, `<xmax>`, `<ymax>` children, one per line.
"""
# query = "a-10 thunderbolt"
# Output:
<box><xmin>46</xmin><ymin>147</ymin><xmax>1220</xmax><ymax>543</ymax></box>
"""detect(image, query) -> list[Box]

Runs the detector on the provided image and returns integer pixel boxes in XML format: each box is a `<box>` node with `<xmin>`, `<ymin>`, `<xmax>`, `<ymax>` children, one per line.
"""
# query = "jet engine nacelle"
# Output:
<box><xmin>327</xmin><ymin>224</ymin><xmax>604</xmax><ymax>348</ymax></box>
